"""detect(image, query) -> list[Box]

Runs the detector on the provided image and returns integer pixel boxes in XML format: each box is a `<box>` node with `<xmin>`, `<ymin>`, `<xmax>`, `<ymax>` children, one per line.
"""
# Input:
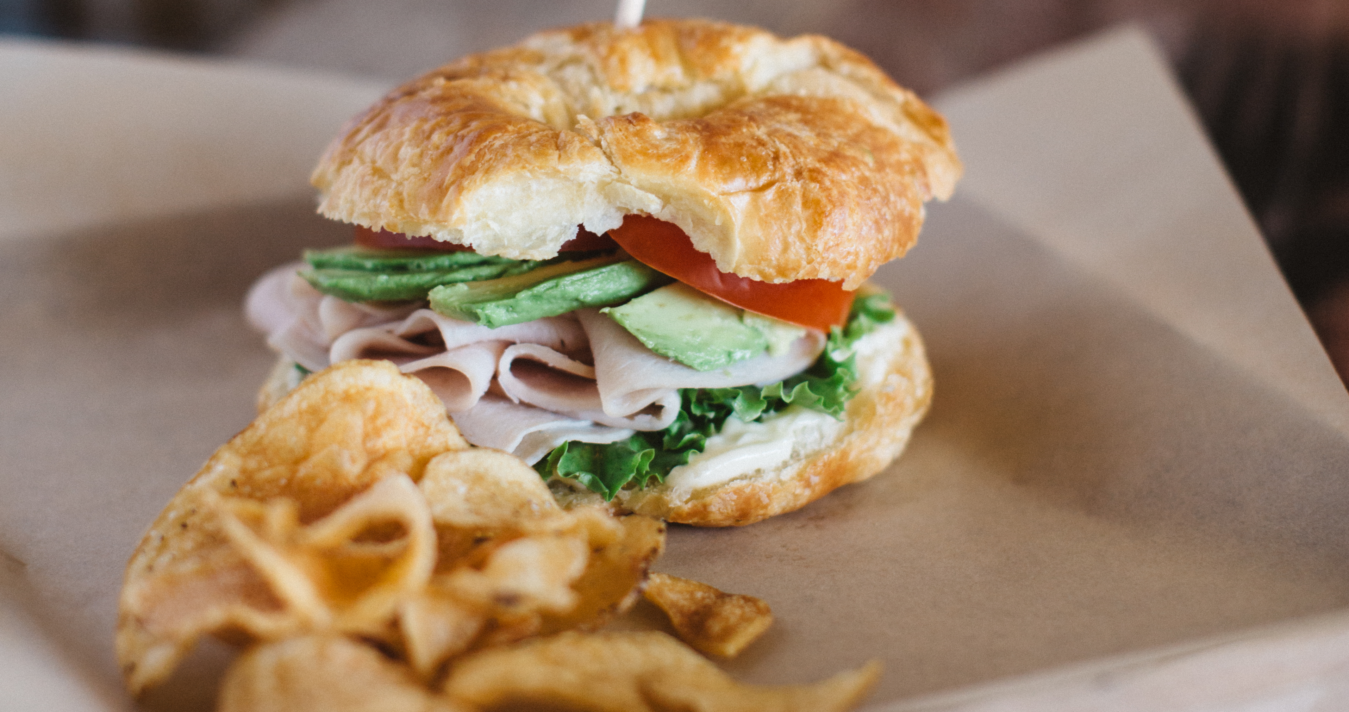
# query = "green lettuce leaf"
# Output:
<box><xmin>535</xmin><ymin>291</ymin><xmax>898</xmax><ymax>500</ymax></box>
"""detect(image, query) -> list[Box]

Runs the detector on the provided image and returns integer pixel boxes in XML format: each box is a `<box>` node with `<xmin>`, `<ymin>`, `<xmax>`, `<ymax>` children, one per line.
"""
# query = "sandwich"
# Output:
<box><xmin>245</xmin><ymin>18</ymin><xmax>960</xmax><ymax>526</ymax></box>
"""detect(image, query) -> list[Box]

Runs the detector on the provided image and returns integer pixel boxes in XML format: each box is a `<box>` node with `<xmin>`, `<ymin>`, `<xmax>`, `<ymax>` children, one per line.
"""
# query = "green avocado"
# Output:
<box><xmin>303</xmin><ymin>245</ymin><xmax>515</xmax><ymax>272</ymax></box>
<box><xmin>299</xmin><ymin>245</ymin><xmax>546</xmax><ymax>302</ymax></box>
<box><xmin>603</xmin><ymin>283</ymin><xmax>806</xmax><ymax>371</ymax></box>
<box><xmin>299</xmin><ymin>263</ymin><xmax>534</xmax><ymax>302</ymax></box>
<box><xmin>429</xmin><ymin>255</ymin><xmax>671</xmax><ymax>328</ymax></box>
<box><xmin>741</xmin><ymin>310</ymin><xmax>808</xmax><ymax>357</ymax></box>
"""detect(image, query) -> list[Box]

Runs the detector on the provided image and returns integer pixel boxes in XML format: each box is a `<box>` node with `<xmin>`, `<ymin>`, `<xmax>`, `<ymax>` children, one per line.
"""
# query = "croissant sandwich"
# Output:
<box><xmin>246</xmin><ymin>18</ymin><xmax>960</xmax><ymax>526</ymax></box>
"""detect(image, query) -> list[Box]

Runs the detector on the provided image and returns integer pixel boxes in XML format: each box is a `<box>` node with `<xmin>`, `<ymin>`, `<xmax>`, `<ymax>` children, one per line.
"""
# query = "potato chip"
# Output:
<box><xmin>397</xmin><ymin>510</ymin><xmax>665</xmax><ymax>674</ymax></box>
<box><xmin>540</xmin><ymin>511</ymin><xmax>665</xmax><ymax>634</ymax></box>
<box><xmin>218</xmin><ymin>474</ymin><xmax>437</xmax><ymax>635</ymax></box>
<box><xmin>471</xmin><ymin>609</ymin><xmax>546</xmax><ymax>652</ymax></box>
<box><xmin>214</xmin><ymin>496</ymin><xmax>331</xmax><ymax>630</ymax></box>
<box><xmin>442</xmin><ymin>631</ymin><xmax>880</xmax><ymax>712</ymax></box>
<box><xmin>642</xmin><ymin>573</ymin><xmax>773</xmax><ymax>658</ymax></box>
<box><xmin>118</xmin><ymin>361</ymin><xmax>467</xmax><ymax>695</ymax></box>
<box><xmin>219</xmin><ymin>635</ymin><xmax>465</xmax><ymax>712</ymax></box>
<box><xmin>398</xmin><ymin>592</ymin><xmax>484</xmax><ymax>677</ymax></box>
<box><xmin>442</xmin><ymin>534</ymin><xmax>588</xmax><ymax>614</ymax></box>
<box><xmin>418</xmin><ymin>448</ymin><xmax>561</xmax><ymax>531</ymax></box>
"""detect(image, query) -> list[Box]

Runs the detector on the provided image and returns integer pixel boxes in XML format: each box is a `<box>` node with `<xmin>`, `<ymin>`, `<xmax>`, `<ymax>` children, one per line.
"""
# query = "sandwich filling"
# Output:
<box><xmin>247</xmin><ymin>221</ymin><xmax>897</xmax><ymax>501</ymax></box>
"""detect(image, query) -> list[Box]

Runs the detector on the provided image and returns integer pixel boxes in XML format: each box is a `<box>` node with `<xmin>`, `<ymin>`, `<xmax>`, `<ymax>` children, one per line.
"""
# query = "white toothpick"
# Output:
<box><xmin>614</xmin><ymin>0</ymin><xmax>646</xmax><ymax>29</ymax></box>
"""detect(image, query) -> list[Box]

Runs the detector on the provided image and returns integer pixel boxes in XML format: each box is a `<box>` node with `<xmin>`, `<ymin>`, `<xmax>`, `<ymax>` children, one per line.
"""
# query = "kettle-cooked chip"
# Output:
<box><xmin>398</xmin><ymin>592</ymin><xmax>485</xmax><ymax>677</ymax></box>
<box><xmin>219</xmin><ymin>635</ymin><xmax>465</xmax><ymax>712</ymax></box>
<box><xmin>541</xmin><ymin>511</ymin><xmax>665</xmax><ymax>634</ymax></box>
<box><xmin>642</xmin><ymin>572</ymin><xmax>773</xmax><ymax>658</ymax></box>
<box><xmin>442</xmin><ymin>631</ymin><xmax>880</xmax><ymax>712</ymax></box>
<box><xmin>397</xmin><ymin>510</ymin><xmax>666</xmax><ymax>675</ymax></box>
<box><xmin>442</xmin><ymin>534</ymin><xmax>588</xmax><ymax>614</ymax></box>
<box><xmin>418</xmin><ymin>448</ymin><xmax>561</xmax><ymax>531</ymax></box>
<box><xmin>118</xmin><ymin>361</ymin><xmax>467</xmax><ymax>695</ymax></box>
<box><xmin>218</xmin><ymin>474</ymin><xmax>437</xmax><ymax>635</ymax></box>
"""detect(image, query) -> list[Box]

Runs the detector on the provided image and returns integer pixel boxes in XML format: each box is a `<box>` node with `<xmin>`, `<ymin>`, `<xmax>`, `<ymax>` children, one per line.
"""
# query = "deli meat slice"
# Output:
<box><xmin>497</xmin><ymin>344</ymin><xmax>602</xmax><ymax>419</ymax></box>
<box><xmin>329</xmin><ymin>310</ymin><xmax>588</xmax><ymax>363</ymax></box>
<box><xmin>247</xmin><ymin>266</ymin><xmax>327</xmax><ymax>372</ymax></box>
<box><xmin>496</xmin><ymin>344</ymin><xmax>673</xmax><ymax>430</ymax></box>
<box><xmin>449</xmin><ymin>395</ymin><xmax>635</xmax><ymax>464</ymax></box>
<box><xmin>401</xmin><ymin>342</ymin><xmax>507</xmax><ymax>411</ymax></box>
<box><xmin>330</xmin><ymin>310</ymin><xmax>590</xmax><ymax>412</ymax></box>
<box><xmin>493</xmin><ymin>312</ymin><xmax>823</xmax><ymax>432</ymax></box>
<box><xmin>246</xmin><ymin>265</ymin><xmax>416</xmax><ymax>371</ymax></box>
<box><xmin>245</xmin><ymin>263</ymin><xmax>306</xmax><ymax>336</ymax></box>
<box><xmin>574</xmin><ymin>308</ymin><xmax>827</xmax><ymax>415</ymax></box>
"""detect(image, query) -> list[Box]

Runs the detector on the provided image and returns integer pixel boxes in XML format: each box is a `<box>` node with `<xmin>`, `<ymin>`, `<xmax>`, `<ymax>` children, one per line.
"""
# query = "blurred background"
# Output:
<box><xmin>2</xmin><ymin>0</ymin><xmax>1348</xmax><ymax>381</ymax></box>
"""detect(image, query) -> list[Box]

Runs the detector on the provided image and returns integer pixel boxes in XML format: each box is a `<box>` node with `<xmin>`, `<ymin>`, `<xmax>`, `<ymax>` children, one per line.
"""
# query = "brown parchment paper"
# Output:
<box><xmin>3</xmin><ymin>26</ymin><xmax>1349</xmax><ymax>712</ymax></box>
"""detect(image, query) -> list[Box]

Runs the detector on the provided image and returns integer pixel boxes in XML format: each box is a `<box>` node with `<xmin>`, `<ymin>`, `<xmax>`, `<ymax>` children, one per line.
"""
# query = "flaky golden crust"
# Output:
<box><xmin>566</xmin><ymin>312</ymin><xmax>932</xmax><ymax>526</ymax></box>
<box><xmin>312</xmin><ymin>18</ymin><xmax>960</xmax><ymax>289</ymax></box>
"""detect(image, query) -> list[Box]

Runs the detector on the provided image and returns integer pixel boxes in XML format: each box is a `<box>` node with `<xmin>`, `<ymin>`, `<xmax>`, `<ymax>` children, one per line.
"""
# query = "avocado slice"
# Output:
<box><xmin>429</xmin><ymin>256</ymin><xmax>671</xmax><ymax>328</ymax></box>
<box><xmin>303</xmin><ymin>245</ymin><xmax>515</xmax><ymax>272</ymax></box>
<box><xmin>741</xmin><ymin>310</ymin><xmax>808</xmax><ymax>357</ymax></box>
<box><xmin>299</xmin><ymin>245</ymin><xmax>550</xmax><ymax>302</ymax></box>
<box><xmin>603</xmin><ymin>283</ymin><xmax>806</xmax><ymax>371</ymax></box>
<box><xmin>300</xmin><ymin>262</ymin><xmax>537</xmax><ymax>302</ymax></box>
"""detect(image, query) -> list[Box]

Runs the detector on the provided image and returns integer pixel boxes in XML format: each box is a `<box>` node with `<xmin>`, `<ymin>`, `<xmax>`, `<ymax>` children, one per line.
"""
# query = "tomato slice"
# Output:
<box><xmin>353</xmin><ymin>226</ymin><xmax>617</xmax><ymax>252</ymax></box>
<box><xmin>607</xmin><ymin>215</ymin><xmax>854</xmax><ymax>331</ymax></box>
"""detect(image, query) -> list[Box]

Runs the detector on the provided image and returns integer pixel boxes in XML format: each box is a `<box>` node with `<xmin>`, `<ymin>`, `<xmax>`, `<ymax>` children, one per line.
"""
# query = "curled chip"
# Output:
<box><xmin>118</xmin><ymin>361</ymin><xmax>467</xmax><ymax>695</ymax></box>
<box><xmin>216</xmin><ymin>474</ymin><xmax>437</xmax><ymax>636</ymax></box>
<box><xmin>219</xmin><ymin>635</ymin><xmax>466</xmax><ymax>712</ymax></box>
<box><xmin>397</xmin><ymin>445</ymin><xmax>666</xmax><ymax>673</ymax></box>
<box><xmin>442</xmin><ymin>534</ymin><xmax>588</xmax><ymax>614</ymax></box>
<box><xmin>403</xmin><ymin>495</ymin><xmax>665</xmax><ymax>673</ymax></box>
<box><xmin>539</xmin><ymin>511</ymin><xmax>665</xmax><ymax>635</ymax></box>
<box><xmin>643</xmin><ymin>572</ymin><xmax>773</xmax><ymax>658</ymax></box>
<box><xmin>418</xmin><ymin>448</ymin><xmax>562</xmax><ymax>531</ymax></box>
<box><xmin>397</xmin><ymin>504</ymin><xmax>663</xmax><ymax>676</ymax></box>
<box><xmin>397</xmin><ymin>592</ymin><xmax>485</xmax><ymax>678</ymax></box>
<box><xmin>442</xmin><ymin>631</ymin><xmax>880</xmax><ymax>712</ymax></box>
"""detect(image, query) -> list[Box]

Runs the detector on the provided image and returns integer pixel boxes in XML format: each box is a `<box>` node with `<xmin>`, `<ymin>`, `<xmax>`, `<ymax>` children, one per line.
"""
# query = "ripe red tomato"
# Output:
<box><xmin>608</xmin><ymin>215</ymin><xmax>854</xmax><ymax>331</ymax></box>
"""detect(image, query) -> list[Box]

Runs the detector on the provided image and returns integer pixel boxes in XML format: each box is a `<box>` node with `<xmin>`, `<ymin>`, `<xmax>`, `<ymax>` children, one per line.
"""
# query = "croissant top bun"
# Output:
<box><xmin>310</xmin><ymin>18</ymin><xmax>960</xmax><ymax>289</ymax></box>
